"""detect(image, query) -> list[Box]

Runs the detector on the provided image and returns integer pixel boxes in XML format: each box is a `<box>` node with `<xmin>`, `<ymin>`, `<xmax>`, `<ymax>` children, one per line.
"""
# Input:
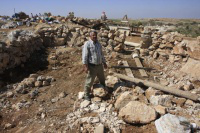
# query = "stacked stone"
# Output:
<box><xmin>98</xmin><ymin>28</ymin><xmax>126</xmax><ymax>53</ymax></box>
<box><xmin>0</xmin><ymin>30</ymin><xmax>42</xmax><ymax>73</ymax></box>
<box><xmin>15</xmin><ymin>74</ymin><xmax>55</xmax><ymax>94</ymax></box>
<box><xmin>35</xmin><ymin>24</ymin><xmax>71</xmax><ymax>46</ymax></box>
<box><xmin>146</xmin><ymin>31</ymin><xmax>184</xmax><ymax>60</ymax></box>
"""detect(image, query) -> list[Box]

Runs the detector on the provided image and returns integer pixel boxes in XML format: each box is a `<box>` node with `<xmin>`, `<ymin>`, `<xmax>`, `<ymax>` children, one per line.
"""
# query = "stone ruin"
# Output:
<box><xmin>0</xmin><ymin>16</ymin><xmax>200</xmax><ymax>132</ymax></box>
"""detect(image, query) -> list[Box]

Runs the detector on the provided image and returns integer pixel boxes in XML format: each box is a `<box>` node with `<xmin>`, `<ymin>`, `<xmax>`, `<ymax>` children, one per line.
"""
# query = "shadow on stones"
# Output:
<box><xmin>0</xmin><ymin>48</ymin><xmax>48</xmax><ymax>93</ymax></box>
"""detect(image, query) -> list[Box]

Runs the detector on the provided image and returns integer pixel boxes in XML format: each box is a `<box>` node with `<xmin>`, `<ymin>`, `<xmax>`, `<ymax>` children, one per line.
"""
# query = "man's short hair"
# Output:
<box><xmin>90</xmin><ymin>30</ymin><xmax>97</xmax><ymax>36</ymax></box>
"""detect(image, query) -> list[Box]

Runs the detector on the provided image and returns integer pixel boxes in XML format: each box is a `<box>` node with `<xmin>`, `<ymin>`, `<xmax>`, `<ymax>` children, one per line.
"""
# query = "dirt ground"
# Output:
<box><xmin>0</xmin><ymin>31</ymin><xmax>160</xmax><ymax>132</ymax></box>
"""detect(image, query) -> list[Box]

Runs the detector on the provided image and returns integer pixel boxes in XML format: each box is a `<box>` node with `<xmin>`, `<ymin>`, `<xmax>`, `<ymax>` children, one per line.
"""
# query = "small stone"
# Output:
<box><xmin>35</xmin><ymin>81</ymin><xmax>42</xmax><ymax>87</ymax></box>
<box><xmin>90</xmin><ymin>103</ymin><xmax>99</xmax><ymax>110</ymax></box>
<box><xmin>37</xmin><ymin>75</ymin><xmax>46</xmax><ymax>81</ymax></box>
<box><xmin>154</xmin><ymin>105</ymin><xmax>166</xmax><ymax>115</ymax></box>
<box><xmin>185</xmin><ymin>99</ymin><xmax>194</xmax><ymax>106</ymax></box>
<box><xmin>43</xmin><ymin>81</ymin><xmax>50</xmax><ymax>86</ymax></box>
<box><xmin>99</xmin><ymin>106</ymin><xmax>106</xmax><ymax>112</ymax></box>
<box><xmin>6</xmin><ymin>92</ymin><xmax>14</xmax><ymax>98</ymax></box>
<box><xmin>41</xmin><ymin>113</ymin><xmax>46</xmax><ymax>119</ymax></box>
<box><xmin>59</xmin><ymin>92</ymin><xmax>67</xmax><ymax>99</ymax></box>
<box><xmin>81</xmin><ymin>100</ymin><xmax>91</xmax><ymax>108</ymax></box>
<box><xmin>172</xmin><ymin>97</ymin><xmax>186</xmax><ymax>107</ymax></box>
<box><xmin>4</xmin><ymin>123</ymin><xmax>14</xmax><ymax>129</ymax></box>
<box><xmin>150</xmin><ymin>95</ymin><xmax>173</xmax><ymax>107</ymax></box>
<box><xmin>183</xmin><ymin>84</ymin><xmax>194</xmax><ymax>91</ymax></box>
<box><xmin>29</xmin><ymin>74</ymin><xmax>38</xmax><ymax>78</ymax></box>
<box><xmin>51</xmin><ymin>97</ymin><xmax>59</xmax><ymax>103</ymax></box>
<box><xmin>92</xmin><ymin>97</ymin><xmax>102</xmax><ymax>102</ymax></box>
<box><xmin>78</xmin><ymin>92</ymin><xmax>84</xmax><ymax>99</ymax></box>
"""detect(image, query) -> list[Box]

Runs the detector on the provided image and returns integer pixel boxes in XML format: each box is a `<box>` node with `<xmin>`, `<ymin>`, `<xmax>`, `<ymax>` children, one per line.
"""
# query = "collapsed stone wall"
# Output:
<box><xmin>0</xmin><ymin>30</ymin><xmax>42</xmax><ymax>74</ymax></box>
<box><xmin>0</xmin><ymin>22</ymin><xmax>127</xmax><ymax>74</ymax></box>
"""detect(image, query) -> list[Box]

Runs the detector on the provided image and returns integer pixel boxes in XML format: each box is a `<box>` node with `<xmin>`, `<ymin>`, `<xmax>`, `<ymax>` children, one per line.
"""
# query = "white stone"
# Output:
<box><xmin>94</xmin><ymin>123</ymin><xmax>104</xmax><ymax>133</ymax></box>
<box><xmin>6</xmin><ymin>92</ymin><xmax>14</xmax><ymax>98</ymax></box>
<box><xmin>81</xmin><ymin>100</ymin><xmax>91</xmax><ymax>108</ymax></box>
<box><xmin>90</xmin><ymin>103</ymin><xmax>99</xmax><ymax>110</ymax></box>
<box><xmin>155</xmin><ymin>114</ymin><xmax>191</xmax><ymax>133</ymax></box>
<box><xmin>78</xmin><ymin>92</ymin><xmax>84</xmax><ymax>99</ymax></box>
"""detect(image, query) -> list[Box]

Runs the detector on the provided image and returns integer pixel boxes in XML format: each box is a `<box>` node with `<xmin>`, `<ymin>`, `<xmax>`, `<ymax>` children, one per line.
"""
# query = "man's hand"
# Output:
<box><xmin>103</xmin><ymin>63</ymin><xmax>107</xmax><ymax>69</ymax></box>
<box><xmin>83</xmin><ymin>64</ymin><xmax>88</xmax><ymax>73</ymax></box>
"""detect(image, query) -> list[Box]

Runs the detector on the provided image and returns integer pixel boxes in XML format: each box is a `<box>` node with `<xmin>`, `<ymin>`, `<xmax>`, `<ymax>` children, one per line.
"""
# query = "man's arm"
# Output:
<box><xmin>82</xmin><ymin>42</ymin><xmax>89</xmax><ymax>73</ymax></box>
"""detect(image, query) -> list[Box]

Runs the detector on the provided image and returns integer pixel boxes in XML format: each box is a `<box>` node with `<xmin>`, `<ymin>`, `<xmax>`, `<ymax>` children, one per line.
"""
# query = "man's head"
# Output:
<box><xmin>90</xmin><ymin>30</ymin><xmax>97</xmax><ymax>42</ymax></box>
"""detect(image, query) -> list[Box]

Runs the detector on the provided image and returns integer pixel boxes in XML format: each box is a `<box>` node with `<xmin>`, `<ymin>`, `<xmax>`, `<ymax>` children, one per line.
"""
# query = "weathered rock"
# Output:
<box><xmin>94</xmin><ymin>124</ymin><xmax>104</xmax><ymax>133</ymax></box>
<box><xmin>59</xmin><ymin>92</ymin><xmax>67</xmax><ymax>99</ymax></box>
<box><xmin>186</xmin><ymin>40</ymin><xmax>200</xmax><ymax>60</ymax></box>
<box><xmin>119</xmin><ymin>101</ymin><xmax>157</xmax><ymax>124</ymax></box>
<box><xmin>54</xmin><ymin>38</ymin><xmax>66</xmax><ymax>46</ymax></box>
<box><xmin>154</xmin><ymin>105</ymin><xmax>166</xmax><ymax>115</ymax></box>
<box><xmin>115</xmin><ymin>91</ymin><xmax>138</xmax><ymax>110</ymax></box>
<box><xmin>78</xmin><ymin>92</ymin><xmax>84</xmax><ymax>99</ymax></box>
<box><xmin>29</xmin><ymin>74</ymin><xmax>38</xmax><ymax>78</ymax></box>
<box><xmin>35</xmin><ymin>81</ymin><xmax>42</xmax><ymax>87</ymax></box>
<box><xmin>183</xmin><ymin>83</ymin><xmax>194</xmax><ymax>91</ymax></box>
<box><xmin>180</xmin><ymin>58</ymin><xmax>200</xmax><ymax>79</ymax></box>
<box><xmin>133</xmin><ymin>86</ymin><xmax>145</xmax><ymax>94</ymax></box>
<box><xmin>6</xmin><ymin>92</ymin><xmax>14</xmax><ymax>98</ymax></box>
<box><xmin>185</xmin><ymin>99</ymin><xmax>194</xmax><ymax>106</ymax></box>
<box><xmin>155</xmin><ymin>114</ymin><xmax>191</xmax><ymax>133</ymax></box>
<box><xmin>105</xmin><ymin>75</ymin><xmax>119</xmax><ymax>88</ymax></box>
<box><xmin>145</xmin><ymin>87</ymin><xmax>163</xmax><ymax>100</ymax></box>
<box><xmin>42</xmin><ymin>81</ymin><xmax>50</xmax><ymax>86</ymax></box>
<box><xmin>92</xmin><ymin>84</ymin><xmax>107</xmax><ymax>98</ymax></box>
<box><xmin>80</xmin><ymin>100</ymin><xmax>91</xmax><ymax>108</ymax></box>
<box><xmin>150</xmin><ymin>95</ymin><xmax>173</xmax><ymax>107</ymax></box>
<box><xmin>172</xmin><ymin>97</ymin><xmax>186</xmax><ymax>107</ymax></box>
<box><xmin>92</xmin><ymin>97</ymin><xmax>102</xmax><ymax>102</ymax></box>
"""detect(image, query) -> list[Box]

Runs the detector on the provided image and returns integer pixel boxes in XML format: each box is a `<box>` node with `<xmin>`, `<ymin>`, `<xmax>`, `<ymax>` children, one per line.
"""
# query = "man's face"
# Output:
<box><xmin>90</xmin><ymin>32</ymin><xmax>97</xmax><ymax>42</ymax></box>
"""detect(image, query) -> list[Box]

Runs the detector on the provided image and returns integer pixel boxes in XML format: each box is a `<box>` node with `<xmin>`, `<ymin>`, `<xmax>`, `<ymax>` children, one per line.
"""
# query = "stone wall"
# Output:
<box><xmin>0</xmin><ymin>21</ymin><xmax>127</xmax><ymax>74</ymax></box>
<box><xmin>0</xmin><ymin>30</ymin><xmax>42</xmax><ymax>74</ymax></box>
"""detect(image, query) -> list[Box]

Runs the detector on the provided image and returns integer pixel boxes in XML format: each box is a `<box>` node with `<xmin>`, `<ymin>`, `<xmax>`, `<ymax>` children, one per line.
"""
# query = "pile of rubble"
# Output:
<box><xmin>64</xmin><ymin>73</ymin><xmax>200</xmax><ymax>132</ymax></box>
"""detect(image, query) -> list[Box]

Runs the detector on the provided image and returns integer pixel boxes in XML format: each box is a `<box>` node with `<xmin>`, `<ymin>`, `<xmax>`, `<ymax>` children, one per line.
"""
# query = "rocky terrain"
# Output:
<box><xmin>0</xmin><ymin>17</ymin><xmax>200</xmax><ymax>133</ymax></box>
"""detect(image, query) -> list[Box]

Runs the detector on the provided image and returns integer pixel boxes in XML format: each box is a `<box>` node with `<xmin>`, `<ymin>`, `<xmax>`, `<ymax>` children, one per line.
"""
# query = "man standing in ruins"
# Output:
<box><xmin>82</xmin><ymin>30</ymin><xmax>107</xmax><ymax>101</ymax></box>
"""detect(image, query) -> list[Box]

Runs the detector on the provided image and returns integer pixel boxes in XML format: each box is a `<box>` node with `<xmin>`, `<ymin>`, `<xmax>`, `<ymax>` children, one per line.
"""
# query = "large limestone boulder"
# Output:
<box><xmin>115</xmin><ymin>91</ymin><xmax>138</xmax><ymax>110</ymax></box>
<box><xmin>155</xmin><ymin>114</ymin><xmax>191</xmax><ymax>133</ymax></box>
<box><xmin>118</xmin><ymin>101</ymin><xmax>157</xmax><ymax>124</ymax></box>
<box><xmin>180</xmin><ymin>58</ymin><xmax>200</xmax><ymax>79</ymax></box>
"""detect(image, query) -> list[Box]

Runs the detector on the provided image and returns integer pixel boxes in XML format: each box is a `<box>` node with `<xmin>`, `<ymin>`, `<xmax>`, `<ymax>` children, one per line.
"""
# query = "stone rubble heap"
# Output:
<box><xmin>63</xmin><ymin>73</ymin><xmax>200</xmax><ymax>132</ymax></box>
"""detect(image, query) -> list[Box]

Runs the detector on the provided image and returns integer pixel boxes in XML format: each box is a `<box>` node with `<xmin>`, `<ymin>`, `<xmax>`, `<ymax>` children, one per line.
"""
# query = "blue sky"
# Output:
<box><xmin>1</xmin><ymin>0</ymin><xmax>200</xmax><ymax>19</ymax></box>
